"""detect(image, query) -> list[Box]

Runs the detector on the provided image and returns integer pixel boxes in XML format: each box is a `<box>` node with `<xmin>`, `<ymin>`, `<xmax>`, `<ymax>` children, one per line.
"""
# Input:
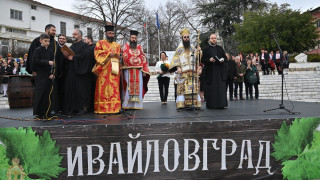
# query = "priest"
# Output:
<box><xmin>169</xmin><ymin>28</ymin><xmax>201</xmax><ymax>110</ymax></box>
<box><xmin>93</xmin><ymin>25</ymin><xmax>121</xmax><ymax>114</ymax></box>
<box><xmin>201</xmin><ymin>33</ymin><xmax>228</xmax><ymax>109</ymax></box>
<box><xmin>122</xmin><ymin>30</ymin><xmax>150</xmax><ymax>109</ymax></box>
<box><xmin>62</xmin><ymin>29</ymin><xmax>90</xmax><ymax>115</ymax></box>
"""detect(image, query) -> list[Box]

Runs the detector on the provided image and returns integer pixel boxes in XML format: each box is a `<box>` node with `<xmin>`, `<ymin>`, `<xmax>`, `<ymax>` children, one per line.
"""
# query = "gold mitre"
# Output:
<box><xmin>180</xmin><ymin>28</ymin><xmax>190</xmax><ymax>36</ymax></box>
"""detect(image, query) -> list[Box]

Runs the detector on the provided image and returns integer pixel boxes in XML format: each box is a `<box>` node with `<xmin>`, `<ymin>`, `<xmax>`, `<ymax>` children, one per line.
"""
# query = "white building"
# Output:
<box><xmin>0</xmin><ymin>0</ymin><xmax>106</xmax><ymax>58</ymax></box>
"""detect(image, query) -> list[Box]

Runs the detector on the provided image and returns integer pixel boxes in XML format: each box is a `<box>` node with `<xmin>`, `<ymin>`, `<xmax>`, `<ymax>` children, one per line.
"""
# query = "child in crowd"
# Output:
<box><xmin>0</xmin><ymin>61</ymin><xmax>12</xmax><ymax>97</ymax></box>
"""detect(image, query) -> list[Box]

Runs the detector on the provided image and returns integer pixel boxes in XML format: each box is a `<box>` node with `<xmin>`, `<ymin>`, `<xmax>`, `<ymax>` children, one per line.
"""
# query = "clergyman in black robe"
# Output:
<box><xmin>26</xmin><ymin>24</ymin><xmax>63</xmax><ymax>115</ymax></box>
<box><xmin>84</xmin><ymin>35</ymin><xmax>97</xmax><ymax>113</ymax></box>
<box><xmin>32</xmin><ymin>34</ymin><xmax>55</xmax><ymax>118</ymax></box>
<box><xmin>63</xmin><ymin>29</ymin><xmax>90</xmax><ymax>115</ymax></box>
<box><xmin>201</xmin><ymin>33</ymin><xmax>228</xmax><ymax>109</ymax></box>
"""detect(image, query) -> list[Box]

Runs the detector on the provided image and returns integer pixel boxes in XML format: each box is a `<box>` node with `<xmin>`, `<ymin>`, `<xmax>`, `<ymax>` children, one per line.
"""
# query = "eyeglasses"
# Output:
<box><xmin>183</xmin><ymin>36</ymin><xmax>189</xmax><ymax>39</ymax></box>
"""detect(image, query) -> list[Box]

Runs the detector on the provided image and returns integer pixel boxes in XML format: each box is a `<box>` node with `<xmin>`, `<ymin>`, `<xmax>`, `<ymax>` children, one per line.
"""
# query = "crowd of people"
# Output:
<box><xmin>0</xmin><ymin>54</ymin><xmax>28</xmax><ymax>97</ymax></box>
<box><xmin>0</xmin><ymin>24</ymin><xmax>291</xmax><ymax>118</ymax></box>
<box><xmin>0</xmin><ymin>24</ymin><xmax>150</xmax><ymax>119</ymax></box>
<box><xmin>155</xmin><ymin>29</ymin><xmax>290</xmax><ymax>109</ymax></box>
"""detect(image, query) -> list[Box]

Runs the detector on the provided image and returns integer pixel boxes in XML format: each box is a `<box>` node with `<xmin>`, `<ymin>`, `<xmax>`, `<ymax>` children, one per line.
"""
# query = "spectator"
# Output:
<box><xmin>7</xmin><ymin>54</ymin><xmax>14</xmax><ymax>68</ymax></box>
<box><xmin>252</xmin><ymin>58</ymin><xmax>260</xmax><ymax>99</ymax></box>
<box><xmin>234</xmin><ymin>56</ymin><xmax>246</xmax><ymax>100</ymax></box>
<box><xmin>12</xmin><ymin>61</ymin><xmax>20</xmax><ymax>75</ymax></box>
<box><xmin>253</xmin><ymin>52</ymin><xmax>261</xmax><ymax>71</ymax></box>
<box><xmin>244</xmin><ymin>58</ymin><xmax>257</xmax><ymax>100</ymax></box>
<box><xmin>260</xmin><ymin>49</ymin><xmax>269</xmax><ymax>75</ymax></box>
<box><xmin>274</xmin><ymin>50</ymin><xmax>283</xmax><ymax>75</ymax></box>
<box><xmin>225</xmin><ymin>53</ymin><xmax>236</xmax><ymax>101</ymax></box>
<box><xmin>155</xmin><ymin>51</ymin><xmax>170</xmax><ymax>104</ymax></box>
<box><xmin>269</xmin><ymin>51</ymin><xmax>276</xmax><ymax>75</ymax></box>
<box><xmin>20</xmin><ymin>59</ymin><xmax>26</xmax><ymax>68</ymax></box>
<box><xmin>1</xmin><ymin>61</ymin><xmax>12</xmax><ymax>97</ymax></box>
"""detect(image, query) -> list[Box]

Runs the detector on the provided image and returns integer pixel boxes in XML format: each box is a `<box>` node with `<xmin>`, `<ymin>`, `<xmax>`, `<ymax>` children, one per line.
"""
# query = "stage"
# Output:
<box><xmin>0</xmin><ymin>99</ymin><xmax>320</xmax><ymax>179</ymax></box>
<box><xmin>1</xmin><ymin>99</ymin><xmax>319</xmax><ymax>127</ymax></box>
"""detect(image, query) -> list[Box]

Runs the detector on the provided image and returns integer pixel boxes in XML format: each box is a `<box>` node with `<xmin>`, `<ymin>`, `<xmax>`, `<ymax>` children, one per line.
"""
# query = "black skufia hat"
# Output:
<box><xmin>104</xmin><ymin>25</ymin><xmax>114</xmax><ymax>32</ymax></box>
<box><xmin>130</xmin><ymin>30</ymin><xmax>139</xmax><ymax>36</ymax></box>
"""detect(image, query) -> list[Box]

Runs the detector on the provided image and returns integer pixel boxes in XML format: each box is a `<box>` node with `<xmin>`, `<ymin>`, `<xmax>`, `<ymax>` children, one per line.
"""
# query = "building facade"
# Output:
<box><xmin>0</xmin><ymin>0</ymin><xmax>105</xmax><ymax>58</ymax></box>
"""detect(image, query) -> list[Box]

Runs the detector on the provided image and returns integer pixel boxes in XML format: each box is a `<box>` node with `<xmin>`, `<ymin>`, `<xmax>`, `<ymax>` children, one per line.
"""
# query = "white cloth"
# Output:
<box><xmin>122</xmin><ymin>69</ymin><xmax>144</xmax><ymax>109</ymax></box>
<box><xmin>13</xmin><ymin>68</ymin><xmax>17</xmax><ymax>75</ymax></box>
<box><xmin>2</xmin><ymin>84</ymin><xmax>8</xmax><ymax>96</ymax></box>
<box><xmin>155</xmin><ymin>60</ymin><xmax>170</xmax><ymax>78</ymax></box>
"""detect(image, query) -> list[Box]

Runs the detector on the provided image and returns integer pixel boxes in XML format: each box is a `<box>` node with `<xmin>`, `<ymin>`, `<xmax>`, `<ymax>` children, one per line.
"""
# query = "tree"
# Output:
<box><xmin>197</xmin><ymin>0</ymin><xmax>267</xmax><ymax>37</ymax></box>
<box><xmin>74</xmin><ymin>0</ymin><xmax>142</xmax><ymax>39</ymax></box>
<box><xmin>158</xmin><ymin>1</ymin><xmax>184</xmax><ymax>51</ymax></box>
<box><xmin>233</xmin><ymin>4</ymin><xmax>318</xmax><ymax>54</ymax></box>
<box><xmin>196</xmin><ymin>0</ymin><xmax>267</xmax><ymax>53</ymax></box>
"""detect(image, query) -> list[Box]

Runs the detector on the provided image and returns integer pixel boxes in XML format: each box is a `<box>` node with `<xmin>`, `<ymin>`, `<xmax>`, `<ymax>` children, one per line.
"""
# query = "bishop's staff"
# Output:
<box><xmin>196</xmin><ymin>29</ymin><xmax>202</xmax><ymax>94</ymax></box>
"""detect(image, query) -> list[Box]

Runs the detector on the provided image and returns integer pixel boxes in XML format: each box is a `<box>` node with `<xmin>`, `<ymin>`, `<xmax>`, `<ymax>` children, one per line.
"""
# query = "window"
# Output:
<box><xmin>87</xmin><ymin>27</ymin><xmax>92</xmax><ymax>36</ymax></box>
<box><xmin>60</xmin><ymin>21</ymin><xmax>66</xmax><ymax>35</ymax></box>
<box><xmin>99</xmin><ymin>30</ymin><xmax>104</xmax><ymax>40</ymax></box>
<box><xmin>10</xmin><ymin>9</ymin><xmax>22</xmax><ymax>20</ymax></box>
<box><xmin>31</xmin><ymin>5</ymin><xmax>37</xmax><ymax>10</ymax></box>
<box><xmin>74</xmin><ymin>24</ymin><xmax>79</xmax><ymax>29</ymax></box>
<box><xmin>6</xmin><ymin>27</ymin><xmax>26</xmax><ymax>35</ymax></box>
<box><xmin>317</xmin><ymin>21</ymin><xmax>320</xmax><ymax>28</ymax></box>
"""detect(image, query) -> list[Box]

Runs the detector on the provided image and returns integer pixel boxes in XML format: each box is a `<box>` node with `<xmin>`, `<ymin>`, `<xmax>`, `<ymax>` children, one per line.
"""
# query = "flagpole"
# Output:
<box><xmin>146</xmin><ymin>18</ymin><xmax>149</xmax><ymax>65</ymax></box>
<box><xmin>156</xmin><ymin>11</ymin><xmax>161</xmax><ymax>61</ymax></box>
<box><xmin>158</xmin><ymin>28</ymin><xmax>160</xmax><ymax>61</ymax></box>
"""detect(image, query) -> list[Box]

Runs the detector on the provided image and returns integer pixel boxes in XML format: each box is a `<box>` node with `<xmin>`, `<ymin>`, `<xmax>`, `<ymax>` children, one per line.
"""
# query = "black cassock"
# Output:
<box><xmin>63</xmin><ymin>41</ymin><xmax>90</xmax><ymax>114</ymax></box>
<box><xmin>32</xmin><ymin>46</ymin><xmax>54</xmax><ymax>117</ymax></box>
<box><xmin>86</xmin><ymin>43</ymin><xmax>97</xmax><ymax>112</ymax></box>
<box><xmin>201</xmin><ymin>44</ymin><xmax>228</xmax><ymax>109</ymax></box>
<box><xmin>27</xmin><ymin>36</ymin><xmax>64</xmax><ymax>114</ymax></box>
<box><xmin>27</xmin><ymin>37</ymin><xmax>63</xmax><ymax>75</ymax></box>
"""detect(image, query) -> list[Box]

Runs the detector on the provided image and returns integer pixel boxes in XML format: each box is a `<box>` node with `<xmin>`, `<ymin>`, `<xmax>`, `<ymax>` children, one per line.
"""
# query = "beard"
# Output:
<box><xmin>208</xmin><ymin>40</ymin><xmax>217</xmax><ymax>46</ymax></box>
<box><xmin>107</xmin><ymin>36</ymin><xmax>114</xmax><ymax>43</ymax></box>
<box><xmin>183</xmin><ymin>40</ymin><xmax>190</xmax><ymax>50</ymax></box>
<box><xmin>130</xmin><ymin>40</ymin><xmax>137</xmax><ymax>49</ymax></box>
<box><xmin>48</xmin><ymin>33</ymin><xmax>55</xmax><ymax>39</ymax></box>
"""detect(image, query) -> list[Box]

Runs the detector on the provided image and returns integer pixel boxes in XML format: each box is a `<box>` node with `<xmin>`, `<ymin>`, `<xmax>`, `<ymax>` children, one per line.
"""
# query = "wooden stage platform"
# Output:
<box><xmin>0</xmin><ymin>99</ymin><xmax>319</xmax><ymax>179</ymax></box>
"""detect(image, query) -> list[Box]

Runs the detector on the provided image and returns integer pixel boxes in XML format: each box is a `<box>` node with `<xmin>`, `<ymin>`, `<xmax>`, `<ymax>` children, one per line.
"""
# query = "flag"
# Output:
<box><xmin>156</xmin><ymin>12</ymin><xmax>160</xmax><ymax>30</ymax></box>
<box><xmin>143</xmin><ymin>17</ymin><xmax>147</xmax><ymax>34</ymax></box>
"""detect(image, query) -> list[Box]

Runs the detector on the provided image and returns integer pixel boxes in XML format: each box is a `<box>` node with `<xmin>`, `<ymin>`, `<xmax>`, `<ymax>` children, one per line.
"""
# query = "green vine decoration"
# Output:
<box><xmin>0</xmin><ymin>127</ymin><xmax>65</xmax><ymax>179</ymax></box>
<box><xmin>272</xmin><ymin>117</ymin><xmax>320</xmax><ymax>179</ymax></box>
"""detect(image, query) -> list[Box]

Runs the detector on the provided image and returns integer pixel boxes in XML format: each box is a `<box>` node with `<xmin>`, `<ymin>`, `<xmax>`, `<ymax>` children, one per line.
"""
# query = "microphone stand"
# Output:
<box><xmin>183</xmin><ymin>52</ymin><xmax>202</xmax><ymax>113</ymax></box>
<box><xmin>264</xmin><ymin>33</ymin><xmax>294</xmax><ymax>114</ymax></box>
